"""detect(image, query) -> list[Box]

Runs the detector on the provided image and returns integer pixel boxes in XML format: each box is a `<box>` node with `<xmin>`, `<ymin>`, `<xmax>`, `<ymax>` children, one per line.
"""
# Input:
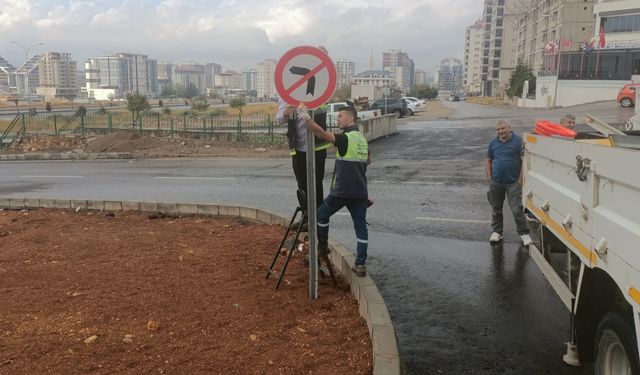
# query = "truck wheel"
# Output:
<box><xmin>595</xmin><ymin>312</ymin><xmax>640</xmax><ymax>375</ymax></box>
<box><xmin>621</xmin><ymin>98</ymin><xmax>633</xmax><ymax>108</ymax></box>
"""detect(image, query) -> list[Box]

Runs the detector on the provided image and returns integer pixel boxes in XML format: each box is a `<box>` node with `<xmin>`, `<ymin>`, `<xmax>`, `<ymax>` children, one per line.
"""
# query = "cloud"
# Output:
<box><xmin>0</xmin><ymin>0</ymin><xmax>482</xmax><ymax>72</ymax></box>
<box><xmin>0</xmin><ymin>0</ymin><xmax>33</xmax><ymax>32</ymax></box>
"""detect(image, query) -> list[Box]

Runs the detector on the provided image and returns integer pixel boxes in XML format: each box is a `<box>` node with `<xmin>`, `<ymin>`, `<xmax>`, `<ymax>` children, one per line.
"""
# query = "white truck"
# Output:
<box><xmin>325</xmin><ymin>102</ymin><xmax>381</xmax><ymax>127</ymax></box>
<box><xmin>523</xmin><ymin>116</ymin><xmax>640</xmax><ymax>374</ymax></box>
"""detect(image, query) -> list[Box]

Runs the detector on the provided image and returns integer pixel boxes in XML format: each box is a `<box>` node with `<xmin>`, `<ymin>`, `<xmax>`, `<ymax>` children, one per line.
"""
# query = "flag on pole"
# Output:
<box><xmin>598</xmin><ymin>24</ymin><xmax>606</xmax><ymax>49</ymax></box>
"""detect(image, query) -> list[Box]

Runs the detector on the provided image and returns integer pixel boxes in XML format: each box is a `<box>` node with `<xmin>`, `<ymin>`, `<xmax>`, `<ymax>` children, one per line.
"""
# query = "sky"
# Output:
<box><xmin>0</xmin><ymin>0</ymin><xmax>482</xmax><ymax>74</ymax></box>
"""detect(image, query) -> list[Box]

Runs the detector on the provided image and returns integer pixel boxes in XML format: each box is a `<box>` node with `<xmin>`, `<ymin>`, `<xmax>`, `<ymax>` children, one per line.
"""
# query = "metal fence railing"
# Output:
<box><xmin>2</xmin><ymin>112</ymin><xmax>289</xmax><ymax>144</ymax></box>
<box><xmin>0</xmin><ymin>112</ymin><xmax>397</xmax><ymax>150</ymax></box>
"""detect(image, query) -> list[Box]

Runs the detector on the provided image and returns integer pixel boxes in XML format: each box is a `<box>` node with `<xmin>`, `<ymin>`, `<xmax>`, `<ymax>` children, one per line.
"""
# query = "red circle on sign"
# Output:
<box><xmin>274</xmin><ymin>45</ymin><xmax>337</xmax><ymax>110</ymax></box>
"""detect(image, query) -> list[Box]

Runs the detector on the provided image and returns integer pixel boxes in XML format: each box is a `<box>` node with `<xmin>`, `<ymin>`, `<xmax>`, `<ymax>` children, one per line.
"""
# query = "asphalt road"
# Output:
<box><xmin>0</xmin><ymin>100</ymin><xmax>633</xmax><ymax>374</ymax></box>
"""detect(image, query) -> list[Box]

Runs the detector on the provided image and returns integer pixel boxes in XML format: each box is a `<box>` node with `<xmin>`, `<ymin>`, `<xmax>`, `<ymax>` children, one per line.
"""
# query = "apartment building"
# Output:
<box><xmin>382</xmin><ymin>50</ymin><xmax>415</xmax><ymax>92</ymax></box>
<box><xmin>515</xmin><ymin>0</ymin><xmax>596</xmax><ymax>74</ymax></box>
<box><xmin>437</xmin><ymin>58</ymin><xmax>464</xmax><ymax>97</ymax></box>
<box><xmin>481</xmin><ymin>0</ymin><xmax>520</xmax><ymax>96</ymax></box>
<box><xmin>413</xmin><ymin>69</ymin><xmax>427</xmax><ymax>86</ymax></box>
<box><xmin>36</xmin><ymin>52</ymin><xmax>78</xmax><ymax>99</ymax></box>
<box><xmin>464</xmin><ymin>20</ymin><xmax>484</xmax><ymax>94</ymax></box>
<box><xmin>242</xmin><ymin>68</ymin><xmax>257</xmax><ymax>93</ymax></box>
<box><xmin>335</xmin><ymin>59</ymin><xmax>355</xmax><ymax>87</ymax></box>
<box><xmin>205</xmin><ymin>63</ymin><xmax>222</xmax><ymax>89</ymax></box>
<box><xmin>257</xmin><ymin>58</ymin><xmax>277</xmax><ymax>99</ymax></box>
<box><xmin>173</xmin><ymin>62</ymin><xmax>205</xmax><ymax>94</ymax></box>
<box><xmin>156</xmin><ymin>61</ymin><xmax>174</xmax><ymax>94</ymax></box>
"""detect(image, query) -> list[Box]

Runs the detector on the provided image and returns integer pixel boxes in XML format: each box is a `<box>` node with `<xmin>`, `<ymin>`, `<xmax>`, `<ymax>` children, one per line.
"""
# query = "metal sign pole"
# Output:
<box><xmin>306</xmin><ymin>109</ymin><xmax>318</xmax><ymax>299</ymax></box>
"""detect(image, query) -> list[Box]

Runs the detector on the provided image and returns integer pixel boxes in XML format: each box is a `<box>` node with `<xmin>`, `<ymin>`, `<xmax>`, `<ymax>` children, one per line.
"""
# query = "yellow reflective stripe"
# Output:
<box><xmin>527</xmin><ymin>200</ymin><xmax>598</xmax><ymax>266</ymax></box>
<box><xmin>289</xmin><ymin>149</ymin><xmax>296</xmax><ymax>156</ymax></box>
<box><xmin>526</xmin><ymin>135</ymin><xmax>538</xmax><ymax>144</ymax></box>
<box><xmin>629</xmin><ymin>287</ymin><xmax>640</xmax><ymax>305</ymax></box>
<box><xmin>314</xmin><ymin>143</ymin><xmax>331</xmax><ymax>151</ymax></box>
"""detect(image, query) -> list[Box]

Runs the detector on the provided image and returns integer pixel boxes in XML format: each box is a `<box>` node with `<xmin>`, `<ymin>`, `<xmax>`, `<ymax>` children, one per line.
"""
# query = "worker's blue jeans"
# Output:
<box><xmin>317</xmin><ymin>194</ymin><xmax>368</xmax><ymax>266</ymax></box>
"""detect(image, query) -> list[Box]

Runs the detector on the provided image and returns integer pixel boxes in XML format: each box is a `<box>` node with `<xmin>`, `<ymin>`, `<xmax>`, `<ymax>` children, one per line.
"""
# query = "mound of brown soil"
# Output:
<box><xmin>0</xmin><ymin>209</ymin><xmax>372</xmax><ymax>374</ymax></box>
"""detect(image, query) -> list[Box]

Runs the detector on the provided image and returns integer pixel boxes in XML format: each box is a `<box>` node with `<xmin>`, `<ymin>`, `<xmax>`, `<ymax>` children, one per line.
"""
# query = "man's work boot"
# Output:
<box><xmin>318</xmin><ymin>241</ymin><xmax>329</xmax><ymax>258</ymax></box>
<box><xmin>351</xmin><ymin>264</ymin><xmax>366</xmax><ymax>277</ymax></box>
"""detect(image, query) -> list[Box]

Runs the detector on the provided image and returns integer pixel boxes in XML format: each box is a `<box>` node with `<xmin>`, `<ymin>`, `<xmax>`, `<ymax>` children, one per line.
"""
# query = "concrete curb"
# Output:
<box><xmin>0</xmin><ymin>197</ymin><xmax>400</xmax><ymax>374</ymax></box>
<box><xmin>0</xmin><ymin>152</ymin><xmax>131</xmax><ymax>161</ymax></box>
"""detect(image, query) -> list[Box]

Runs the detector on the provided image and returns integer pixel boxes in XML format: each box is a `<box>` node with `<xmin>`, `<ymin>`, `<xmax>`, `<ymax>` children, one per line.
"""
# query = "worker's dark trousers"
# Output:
<box><xmin>292</xmin><ymin>149</ymin><xmax>326</xmax><ymax>209</ymax></box>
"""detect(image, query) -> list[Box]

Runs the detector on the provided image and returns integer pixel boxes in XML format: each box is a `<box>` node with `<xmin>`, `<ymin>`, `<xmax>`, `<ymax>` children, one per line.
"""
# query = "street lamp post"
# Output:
<box><xmin>11</xmin><ymin>41</ymin><xmax>44</xmax><ymax>104</ymax></box>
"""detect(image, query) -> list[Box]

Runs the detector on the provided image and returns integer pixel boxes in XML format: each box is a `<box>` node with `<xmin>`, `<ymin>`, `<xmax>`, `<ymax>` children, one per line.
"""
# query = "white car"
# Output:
<box><xmin>401</xmin><ymin>96</ymin><xmax>426</xmax><ymax>115</ymax></box>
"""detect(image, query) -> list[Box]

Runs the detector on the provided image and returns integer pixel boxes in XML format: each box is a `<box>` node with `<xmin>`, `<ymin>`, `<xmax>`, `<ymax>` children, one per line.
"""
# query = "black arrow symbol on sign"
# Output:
<box><xmin>289</xmin><ymin>66</ymin><xmax>315</xmax><ymax>95</ymax></box>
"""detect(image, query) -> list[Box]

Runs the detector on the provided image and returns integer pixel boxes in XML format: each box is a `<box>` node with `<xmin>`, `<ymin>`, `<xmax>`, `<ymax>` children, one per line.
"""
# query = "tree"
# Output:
<box><xmin>160</xmin><ymin>85</ymin><xmax>176</xmax><ymax>98</ymax></box>
<box><xmin>183</xmin><ymin>83</ymin><xmax>199</xmax><ymax>99</ymax></box>
<box><xmin>407</xmin><ymin>84</ymin><xmax>438</xmax><ymax>100</ymax></box>
<box><xmin>191</xmin><ymin>96</ymin><xmax>209</xmax><ymax>112</ymax></box>
<box><xmin>126</xmin><ymin>92</ymin><xmax>150</xmax><ymax>117</ymax></box>
<box><xmin>229</xmin><ymin>98</ymin><xmax>246</xmax><ymax>115</ymax></box>
<box><xmin>76</xmin><ymin>106</ymin><xmax>87</xmax><ymax>117</ymax></box>
<box><xmin>507</xmin><ymin>62</ymin><xmax>536</xmax><ymax>99</ymax></box>
<box><xmin>332</xmin><ymin>84</ymin><xmax>352</xmax><ymax>101</ymax></box>
<box><xmin>45</xmin><ymin>102</ymin><xmax>52</xmax><ymax>112</ymax></box>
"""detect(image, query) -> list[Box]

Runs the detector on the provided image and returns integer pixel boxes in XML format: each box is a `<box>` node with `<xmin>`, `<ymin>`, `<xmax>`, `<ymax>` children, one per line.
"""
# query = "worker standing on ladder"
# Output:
<box><xmin>296</xmin><ymin>103</ymin><xmax>370</xmax><ymax>277</ymax></box>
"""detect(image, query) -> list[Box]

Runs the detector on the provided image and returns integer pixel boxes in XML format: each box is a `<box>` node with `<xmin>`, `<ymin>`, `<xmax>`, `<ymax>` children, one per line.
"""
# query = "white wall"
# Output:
<box><xmin>518</xmin><ymin>75</ymin><xmax>630</xmax><ymax>108</ymax></box>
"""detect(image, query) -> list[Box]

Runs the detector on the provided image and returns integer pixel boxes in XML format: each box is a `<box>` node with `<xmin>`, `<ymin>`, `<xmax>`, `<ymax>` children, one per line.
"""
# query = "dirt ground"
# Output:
<box><xmin>5</xmin><ymin>131</ymin><xmax>289</xmax><ymax>159</ymax></box>
<box><xmin>0</xmin><ymin>209</ymin><xmax>372</xmax><ymax>374</ymax></box>
<box><xmin>405</xmin><ymin>101</ymin><xmax>454</xmax><ymax>121</ymax></box>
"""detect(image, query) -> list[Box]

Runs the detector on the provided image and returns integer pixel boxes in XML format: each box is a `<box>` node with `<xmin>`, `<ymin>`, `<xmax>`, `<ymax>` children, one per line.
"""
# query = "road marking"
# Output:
<box><xmin>403</xmin><ymin>181</ymin><xmax>444</xmax><ymax>185</ymax></box>
<box><xmin>20</xmin><ymin>175</ymin><xmax>83</xmax><ymax>178</ymax></box>
<box><xmin>154</xmin><ymin>176</ymin><xmax>236</xmax><ymax>181</ymax></box>
<box><xmin>416</xmin><ymin>216</ymin><xmax>490</xmax><ymax>224</ymax></box>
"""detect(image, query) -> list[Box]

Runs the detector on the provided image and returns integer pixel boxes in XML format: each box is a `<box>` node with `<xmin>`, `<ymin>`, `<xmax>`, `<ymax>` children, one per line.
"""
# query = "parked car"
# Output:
<box><xmin>369</xmin><ymin>98</ymin><xmax>408</xmax><ymax>117</ymax></box>
<box><xmin>617</xmin><ymin>83</ymin><xmax>639</xmax><ymax>108</ymax></box>
<box><xmin>401</xmin><ymin>96</ymin><xmax>426</xmax><ymax>115</ymax></box>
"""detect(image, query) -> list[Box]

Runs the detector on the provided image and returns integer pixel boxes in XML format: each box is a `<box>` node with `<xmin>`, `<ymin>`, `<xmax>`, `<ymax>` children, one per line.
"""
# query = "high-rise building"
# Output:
<box><xmin>173</xmin><ymin>62</ymin><xmax>206</xmax><ymax>94</ymax></box>
<box><xmin>242</xmin><ymin>68</ymin><xmax>257</xmax><ymax>93</ymax></box>
<box><xmin>413</xmin><ymin>69</ymin><xmax>427</xmax><ymax>86</ymax></box>
<box><xmin>117</xmin><ymin>53</ymin><xmax>150</xmax><ymax>95</ymax></box>
<box><xmin>335</xmin><ymin>59</ymin><xmax>355</xmax><ymax>87</ymax></box>
<box><xmin>382</xmin><ymin>50</ymin><xmax>415</xmax><ymax>91</ymax></box>
<box><xmin>84</xmin><ymin>59</ymin><xmax>100</xmax><ymax>94</ymax></box>
<box><xmin>515</xmin><ymin>0</ymin><xmax>596</xmax><ymax>74</ymax></box>
<box><xmin>205</xmin><ymin>63</ymin><xmax>222</xmax><ymax>89</ymax></box>
<box><xmin>257</xmin><ymin>58</ymin><xmax>277</xmax><ymax>99</ymax></box>
<box><xmin>94</xmin><ymin>53</ymin><xmax>153</xmax><ymax>97</ymax></box>
<box><xmin>464</xmin><ymin>20</ymin><xmax>484</xmax><ymax>95</ymax></box>
<box><xmin>156</xmin><ymin>61</ymin><xmax>174</xmax><ymax>94</ymax></box>
<box><xmin>0</xmin><ymin>57</ymin><xmax>16</xmax><ymax>94</ymax></box>
<box><xmin>481</xmin><ymin>0</ymin><xmax>520</xmax><ymax>96</ymax></box>
<box><xmin>36</xmin><ymin>52</ymin><xmax>78</xmax><ymax>99</ymax></box>
<box><xmin>147</xmin><ymin>59</ymin><xmax>158</xmax><ymax>96</ymax></box>
<box><xmin>214</xmin><ymin>70</ymin><xmax>243</xmax><ymax>90</ymax></box>
<box><xmin>437</xmin><ymin>58</ymin><xmax>464</xmax><ymax>97</ymax></box>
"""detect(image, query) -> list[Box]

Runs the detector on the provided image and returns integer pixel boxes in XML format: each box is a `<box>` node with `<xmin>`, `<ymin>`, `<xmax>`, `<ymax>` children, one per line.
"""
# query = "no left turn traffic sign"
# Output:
<box><xmin>274</xmin><ymin>46</ymin><xmax>337</xmax><ymax>110</ymax></box>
